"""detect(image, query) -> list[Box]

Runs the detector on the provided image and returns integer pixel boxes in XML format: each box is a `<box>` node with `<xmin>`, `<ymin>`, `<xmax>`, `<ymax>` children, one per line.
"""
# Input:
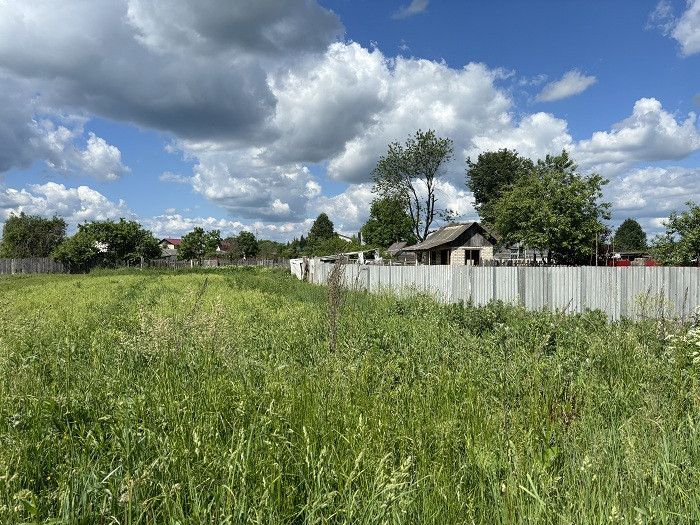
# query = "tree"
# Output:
<box><xmin>52</xmin><ymin>233</ymin><xmax>100</xmax><ymax>273</ymax></box>
<box><xmin>373</xmin><ymin>129</ymin><xmax>454</xmax><ymax>242</ymax></box>
<box><xmin>281</xmin><ymin>236</ymin><xmax>307</xmax><ymax>258</ymax></box>
<box><xmin>613</xmin><ymin>218</ymin><xmax>647</xmax><ymax>251</ymax></box>
<box><xmin>52</xmin><ymin>219</ymin><xmax>159</xmax><ymax>272</ymax></box>
<box><xmin>492</xmin><ymin>151</ymin><xmax>610</xmax><ymax>264</ymax></box>
<box><xmin>235</xmin><ymin>231</ymin><xmax>259</xmax><ymax>259</ymax></box>
<box><xmin>258</xmin><ymin>239</ymin><xmax>284</xmax><ymax>259</ymax></box>
<box><xmin>466</xmin><ymin>149</ymin><xmax>534</xmax><ymax>226</ymax></box>
<box><xmin>360</xmin><ymin>197</ymin><xmax>416</xmax><ymax>248</ymax></box>
<box><xmin>307</xmin><ymin>236</ymin><xmax>361</xmax><ymax>257</ymax></box>
<box><xmin>307</xmin><ymin>213</ymin><xmax>335</xmax><ymax>245</ymax></box>
<box><xmin>79</xmin><ymin>219</ymin><xmax>161</xmax><ymax>266</ymax></box>
<box><xmin>224</xmin><ymin>232</ymin><xmax>261</xmax><ymax>261</ymax></box>
<box><xmin>177</xmin><ymin>227</ymin><xmax>221</xmax><ymax>262</ymax></box>
<box><xmin>0</xmin><ymin>213</ymin><xmax>66</xmax><ymax>258</ymax></box>
<box><xmin>652</xmin><ymin>201</ymin><xmax>700</xmax><ymax>266</ymax></box>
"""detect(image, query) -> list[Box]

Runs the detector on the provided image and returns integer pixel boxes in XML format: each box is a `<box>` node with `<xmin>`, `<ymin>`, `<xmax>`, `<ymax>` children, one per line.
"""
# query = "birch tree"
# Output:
<box><xmin>372</xmin><ymin>130</ymin><xmax>454</xmax><ymax>242</ymax></box>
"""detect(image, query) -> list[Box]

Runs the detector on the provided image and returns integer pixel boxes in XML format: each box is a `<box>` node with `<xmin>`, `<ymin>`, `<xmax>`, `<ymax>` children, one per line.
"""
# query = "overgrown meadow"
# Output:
<box><xmin>0</xmin><ymin>268</ymin><xmax>699</xmax><ymax>524</ymax></box>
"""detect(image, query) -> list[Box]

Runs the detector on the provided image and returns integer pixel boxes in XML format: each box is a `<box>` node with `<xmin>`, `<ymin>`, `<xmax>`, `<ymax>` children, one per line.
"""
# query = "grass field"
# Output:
<box><xmin>0</xmin><ymin>268</ymin><xmax>699</xmax><ymax>524</ymax></box>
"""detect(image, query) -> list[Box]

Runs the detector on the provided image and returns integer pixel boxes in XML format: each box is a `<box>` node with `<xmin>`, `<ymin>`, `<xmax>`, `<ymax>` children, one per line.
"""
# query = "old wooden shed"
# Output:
<box><xmin>403</xmin><ymin>222</ymin><xmax>498</xmax><ymax>265</ymax></box>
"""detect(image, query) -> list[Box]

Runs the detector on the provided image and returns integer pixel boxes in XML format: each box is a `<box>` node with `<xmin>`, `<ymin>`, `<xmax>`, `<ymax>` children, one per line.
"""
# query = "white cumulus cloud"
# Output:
<box><xmin>536</xmin><ymin>70</ymin><xmax>597</xmax><ymax>102</ymax></box>
<box><xmin>0</xmin><ymin>182</ymin><xmax>131</xmax><ymax>227</ymax></box>
<box><xmin>649</xmin><ymin>0</ymin><xmax>700</xmax><ymax>56</ymax></box>
<box><xmin>574</xmin><ymin>97</ymin><xmax>700</xmax><ymax>174</ymax></box>
<box><xmin>393</xmin><ymin>0</ymin><xmax>429</xmax><ymax>19</ymax></box>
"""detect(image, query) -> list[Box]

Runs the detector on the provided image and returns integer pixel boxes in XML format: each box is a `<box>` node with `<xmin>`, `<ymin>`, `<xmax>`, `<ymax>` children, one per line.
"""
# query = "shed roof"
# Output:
<box><xmin>387</xmin><ymin>241</ymin><xmax>408</xmax><ymax>255</ymax></box>
<box><xmin>404</xmin><ymin>222</ymin><xmax>480</xmax><ymax>251</ymax></box>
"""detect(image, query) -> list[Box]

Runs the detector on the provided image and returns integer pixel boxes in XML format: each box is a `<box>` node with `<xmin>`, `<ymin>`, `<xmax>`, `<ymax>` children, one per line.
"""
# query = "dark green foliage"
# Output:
<box><xmin>360</xmin><ymin>197</ymin><xmax>416</xmax><ymax>248</ymax></box>
<box><xmin>306</xmin><ymin>235</ymin><xmax>362</xmax><ymax>256</ymax></box>
<box><xmin>0</xmin><ymin>212</ymin><xmax>66</xmax><ymax>258</ymax></box>
<box><xmin>466</xmin><ymin>149</ymin><xmax>534</xmax><ymax>226</ymax></box>
<box><xmin>226</xmin><ymin>230</ymin><xmax>259</xmax><ymax>260</ymax></box>
<box><xmin>52</xmin><ymin>219</ymin><xmax>160</xmax><ymax>272</ymax></box>
<box><xmin>307</xmin><ymin>213</ymin><xmax>335</xmax><ymax>245</ymax></box>
<box><xmin>652</xmin><ymin>201</ymin><xmax>700</xmax><ymax>265</ymax></box>
<box><xmin>492</xmin><ymin>151</ymin><xmax>610</xmax><ymax>264</ymax></box>
<box><xmin>257</xmin><ymin>239</ymin><xmax>285</xmax><ymax>259</ymax></box>
<box><xmin>613</xmin><ymin>218</ymin><xmax>647</xmax><ymax>251</ymax></box>
<box><xmin>51</xmin><ymin>232</ymin><xmax>99</xmax><ymax>273</ymax></box>
<box><xmin>280</xmin><ymin>235</ymin><xmax>307</xmax><ymax>258</ymax></box>
<box><xmin>177</xmin><ymin>227</ymin><xmax>221</xmax><ymax>261</ymax></box>
<box><xmin>236</xmin><ymin>231</ymin><xmax>259</xmax><ymax>258</ymax></box>
<box><xmin>373</xmin><ymin>129</ymin><xmax>454</xmax><ymax>242</ymax></box>
<box><xmin>306</xmin><ymin>213</ymin><xmax>358</xmax><ymax>255</ymax></box>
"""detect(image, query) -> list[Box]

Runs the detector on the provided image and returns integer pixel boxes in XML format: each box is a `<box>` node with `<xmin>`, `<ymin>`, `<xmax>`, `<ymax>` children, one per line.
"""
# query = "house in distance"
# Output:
<box><xmin>404</xmin><ymin>222</ymin><xmax>498</xmax><ymax>265</ymax></box>
<box><xmin>158</xmin><ymin>238</ymin><xmax>181</xmax><ymax>261</ymax></box>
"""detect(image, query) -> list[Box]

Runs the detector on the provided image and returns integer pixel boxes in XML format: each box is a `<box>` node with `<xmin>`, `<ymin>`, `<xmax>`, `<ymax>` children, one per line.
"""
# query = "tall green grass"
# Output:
<box><xmin>0</xmin><ymin>268</ymin><xmax>698</xmax><ymax>523</ymax></box>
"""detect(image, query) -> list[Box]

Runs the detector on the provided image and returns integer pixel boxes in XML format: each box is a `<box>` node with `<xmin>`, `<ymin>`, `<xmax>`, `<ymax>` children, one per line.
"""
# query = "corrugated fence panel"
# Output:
<box><xmin>522</xmin><ymin>268</ymin><xmax>546</xmax><ymax>311</ymax></box>
<box><xmin>310</xmin><ymin>263</ymin><xmax>700</xmax><ymax>320</ymax></box>
<box><xmin>550</xmin><ymin>267</ymin><xmax>581</xmax><ymax>314</ymax></box>
<box><xmin>470</xmin><ymin>266</ymin><xmax>492</xmax><ymax>306</ymax></box>
<box><xmin>680</xmin><ymin>266</ymin><xmax>699</xmax><ymax>321</ymax></box>
<box><xmin>494</xmin><ymin>267</ymin><xmax>519</xmax><ymax>305</ymax></box>
<box><xmin>427</xmin><ymin>266</ymin><xmax>452</xmax><ymax>302</ymax></box>
<box><xmin>452</xmin><ymin>266</ymin><xmax>471</xmax><ymax>304</ymax></box>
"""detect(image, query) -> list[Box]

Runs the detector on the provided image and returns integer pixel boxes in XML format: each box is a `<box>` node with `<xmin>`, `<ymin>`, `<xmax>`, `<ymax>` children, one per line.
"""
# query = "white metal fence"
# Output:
<box><xmin>308</xmin><ymin>261</ymin><xmax>700</xmax><ymax>321</ymax></box>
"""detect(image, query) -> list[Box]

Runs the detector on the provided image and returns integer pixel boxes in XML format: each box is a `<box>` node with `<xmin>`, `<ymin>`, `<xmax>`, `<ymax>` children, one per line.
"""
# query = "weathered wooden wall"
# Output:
<box><xmin>308</xmin><ymin>261</ymin><xmax>700</xmax><ymax>321</ymax></box>
<box><xmin>0</xmin><ymin>258</ymin><xmax>64</xmax><ymax>275</ymax></box>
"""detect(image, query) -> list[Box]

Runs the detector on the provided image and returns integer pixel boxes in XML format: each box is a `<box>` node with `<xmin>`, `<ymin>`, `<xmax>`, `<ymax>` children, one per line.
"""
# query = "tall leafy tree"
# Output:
<box><xmin>492</xmin><ymin>151</ymin><xmax>610</xmax><ymax>264</ymax></box>
<box><xmin>52</xmin><ymin>219</ymin><xmax>160</xmax><ymax>272</ymax></box>
<box><xmin>52</xmin><ymin>233</ymin><xmax>99</xmax><ymax>273</ymax></box>
<box><xmin>0</xmin><ymin>213</ymin><xmax>67</xmax><ymax>258</ymax></box>
<box><xmin>257</xmin><ymin>239</ymin><xmax>284</xmax><ymax>259</ymax></box>
<box><xmin>613</xmin><ymin>218</ymin><xmax>647</xmax><ymax>251</ymax></box>
<box><xmin>373</xmin><ymin>129</ymin><xmax>454</xmax><ymax>242</ymax></box>
<box><xmin>652</xmin><ymin>201</ymin><xmax>700</xmax><ymax>266</ymax></box>
<box><xmin>307</xmin><ymin>213</ymin><xmax>335</xmax><ymax>245</ymax></box>
<box><xmin>230</xmin><ymin>231</ymin><xmax>259</xmax><ymax>259</ymax></box>
<box><xmin>360</xmin><ymin>197</ymin><xmax>416</xmax><ymax>248</ymax></box>
<box><xmin>466</xmin><ymin>149</ymin><xmax>534</xmax><ymax>226</ymax></box>
<box><xmin>177</xmin><ymin>227</ymin><xmax>222</xmax><ymax>262</ymax></box>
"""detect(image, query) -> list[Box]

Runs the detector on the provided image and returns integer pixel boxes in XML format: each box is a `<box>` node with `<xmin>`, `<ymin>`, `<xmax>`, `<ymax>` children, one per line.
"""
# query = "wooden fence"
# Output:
<box><xmin>148</xmin><ymin>258</ymin><xmax>289</xmax><ymax>269</ymax></box>
<box><xmin>307</xmin><ymin>261</ymin><xmax>700</xmax><ymax>321</ymax></box>
<box><xmin>0</xmin><ymin>257</ymin><xmax>288</xmax><ymax>275</ymax></box>
<box><xmin>0</xmin><ymin>258</ymin><xmax>64</xmax><ymax>275</ymax></box>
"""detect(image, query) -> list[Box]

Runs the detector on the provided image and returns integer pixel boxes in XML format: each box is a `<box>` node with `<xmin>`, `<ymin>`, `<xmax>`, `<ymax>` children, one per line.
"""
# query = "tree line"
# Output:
<box><xmin>361</xmin><ymin>129</ymin><xmax>700</xmax><ymax>266</ymax></box>
<box><xmin>1</xmin><ymin>128</ymin><xmax>698</xmax><ymax>268</ymax></box>
<box><xmin>0</xmin><ymin>211</ymin><xmax>364</xmax><ymax>272</ymax></box>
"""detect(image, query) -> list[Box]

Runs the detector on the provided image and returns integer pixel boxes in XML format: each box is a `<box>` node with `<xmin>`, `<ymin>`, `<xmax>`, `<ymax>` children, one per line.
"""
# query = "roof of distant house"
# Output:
<box><xmin>160</xmin><ymin>238</ymin><xmax>181</xmax><ymax>246</ymax></box>
<box><xmin>404</xmin><ymin>222</ymin><xmax>496</xmax><ymax>251</ymax></box>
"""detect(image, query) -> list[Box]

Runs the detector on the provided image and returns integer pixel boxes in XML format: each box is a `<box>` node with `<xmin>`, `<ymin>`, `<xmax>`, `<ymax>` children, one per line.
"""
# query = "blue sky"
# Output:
<box><xmin>0</xmin><ymin>0</ymin><xmax>698</xmax><ymax>240</ymax></box>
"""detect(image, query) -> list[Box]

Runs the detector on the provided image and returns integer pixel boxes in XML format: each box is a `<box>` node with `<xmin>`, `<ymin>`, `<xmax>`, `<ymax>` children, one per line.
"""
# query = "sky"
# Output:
<box><xmin>0</xmin><ymin>0</ymin><xmax>699</xmax><ymax>240</ymax></box>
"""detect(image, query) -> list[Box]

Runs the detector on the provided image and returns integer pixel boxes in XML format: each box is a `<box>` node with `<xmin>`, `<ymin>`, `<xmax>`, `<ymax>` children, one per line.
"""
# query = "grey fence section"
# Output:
<box><xmin>0</xmin><ymin>258</ymin><xmax>64</xmax><ymax>275</ymax></box>
<box><xmin>309</xmin><ymin>262</ymin><xmax>700</xmax><ymax>321</ymax></box>
<box><xmin>149</xmin><ymin>258</ymin><xmax>289</xmax><ymax>270</ymax></box>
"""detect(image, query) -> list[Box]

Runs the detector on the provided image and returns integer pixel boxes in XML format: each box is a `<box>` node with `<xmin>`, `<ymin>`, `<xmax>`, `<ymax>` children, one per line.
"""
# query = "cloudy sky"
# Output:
<box><xmin>0</xmin><ymin>0</ymin><xmax>699</xmax><ymax>240</ymax></box>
